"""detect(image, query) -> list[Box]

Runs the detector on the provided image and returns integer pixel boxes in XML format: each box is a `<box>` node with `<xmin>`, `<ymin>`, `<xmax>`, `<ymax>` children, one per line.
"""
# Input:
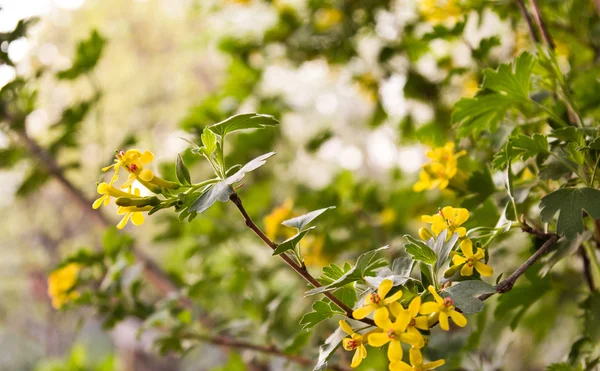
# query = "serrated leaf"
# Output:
<box><xmin>201</xmin><ymin>128</ymin><xmax>217</xmax><ymax>156</ymax></box>
<box><xmin>403</xmin><ymin>235</ymin><xmax>437</xmax><ymax>265</ymax></box>
<box><xmin>313</xmin><ymin>327</ymin><xmax>346</xmax><ymax>371</ymax></box>
<box><xmin>442</xmin><ymin>281</ymin><xmax>496</xmax><ymax>314</ymax></box>
<box><xmin>282</xmin><ymin>206</ymin><xmax>335</xmax><ymax>231</ymax></box>
<box><xmin>176</xmin><ymin>154</ymin><xmax>191</xmax><ymax>185</ymax></box>
<box><xmin>207</xmin><ymin>113</ymin><xmax>279</xmax><ymax>137</ymax></box>
<box><xmin>273</xmin><ymin>227</ymin><xmax>314</xmax><ymax>255</ymax></box>
<box><xmin>299</xmin><ymin>300</ymin><xmax>342</xmax><ymax>330</ymax></box>
<box><xmin>539</xmin><ymin>187</ymin><xmax>600</xmax><ymax>239</ymax></box>
<box><xmin>482</xmin><ymin>52</ymin><xmax>536</xmax><ymax>99</ymax></box>
<box><xmin>509</xmin><ymin>134</ymin><xmax>549</xmax><ymax>161</ymax></box>
<box><xmin>189</xmin><ymin>182</ymin><xmax>234</xmax><ymax>213</ymax></box>
<box><xmin>305</xmin><ymin>246</ymin><xmax>389</xmax><ymax>296</ymax></box>
<box><xmin>226</xmin><ymin>152</ymin><xmax>276</xmax><ymax>184</ymax></box>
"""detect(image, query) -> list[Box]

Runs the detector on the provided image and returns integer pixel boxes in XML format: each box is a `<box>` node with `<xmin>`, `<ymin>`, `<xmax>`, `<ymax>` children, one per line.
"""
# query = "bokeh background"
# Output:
<box><xmin>0</xmin><ymin>0</ymin><xmax>598</xmax><ymax>370</ymax></box>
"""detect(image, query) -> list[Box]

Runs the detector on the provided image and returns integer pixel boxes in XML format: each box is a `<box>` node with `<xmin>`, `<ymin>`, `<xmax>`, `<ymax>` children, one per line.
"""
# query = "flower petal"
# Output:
<box><xmin>455</xmin><ymin>226</ymin><xmax>467</xmax><ymax>237</ymax></box>
<box><xmin>428</xmin><ymin>285</ymin><xmax>444</xmax><ymax>305</ymax></box>
<box><xmin>454</xmin><ymin>208</ymin><xmax>469</xmax><ymax>225</ymax></box>
<box><xmin>439</xmin><ymin>311</ymin><xmax>449</xmax><ymax>331</ymax></box>
<box><xmin>116</xmin><ymin>212</ymin><xmax>132</xmax><ymax>230</ymax></box>
<box><xmin>342</xmin><ymin>338</ymin><xmax>353</xmax><ymax>351</ymax></box>
<box><xmin>394</xmin><ymin>309</ymin><xmax>412</xmax><ymax>332</ymax></box>
<box><xmin>419</xmin><ymin>302</ymin><xmax>440</xmax><ymax>315</ymax></box>
<box><xmin>339</xmin><ymin>320</ymin><xmax>354</xmax><ymax>336</ymax></box>
<box><xmin>475</xmin><ymin>261</ymin><xmax>493</xmax><ymax>276</ymax></box>
<box><xmin>353</xmin><ymin>305</ymin><xmax>374</xmax><ymax>320</ymax></box>
<box><xmin>452</xmin><ymin>255</ymin><xmax>467</xmax><ymax>265</ymax></box>
<box><xmin>92</xmin><ymin>195</ymin><xmax>106</xmax><ymax>209</ymax></box>
<box><xmin>140</xmin><ymin>151</ymin><xmax>155</xmax><ymax>164</ymax></box>
<box><xmin>449</xmin><ymin>310</ymin><xmax>467</xmax><ymax>327</ymax></box>
<box><xmin>460</xmin><ymin>239</ymin><xmax>473</xmax><ymax>257</ymax></box>
<box><xmin>389</xmin><ymin>361</ymin><xmax>413</xmax><ymax>371</ymax></box>
<box><xmin>378</xmin><ymin>279</ymin><xmax>393</xmax><ymax>299</ymax></box>
<box><xmin>351</xmin><ymin>348</ymin><xmax>363</xmax><ymax>368</ymax></box>
<box><xmin>388</xmin><ymin>339</ymin><xmax>403</xmax><ymax>362</ymax></box>
<box><xmin>408</xmin><ymin>296</ymin><xmax>421</xmax><ymax>318</ymax></box>
<box><xmin>368</xmin><ymin>332</ymin><xmax>391</xmax><ymax>347</ymax></box>
<box><xmin>414</xmin><ymin>316</ymin><xmax>429</xmax><ymax>330</ymax></box>
<box><xmin>131</xmin><ymin>212</ymin><xmax>144</xmax><ymax>226</ymax></box>
<box><xmin>473</xmin><ymin>247</ymin><xmax>485</xmax><ymax>260</ymax></box>
<box><xmin>399</xmin><ymin>332</ymin><xmax>422</xmax><ymax>347</ymax></box>
<box><xmin>460</xmin><ymin>263</ymin><xmax>473</xmax><ymax>276</ymax></box>
<box><xmin>384</xmin><ymin>290</ymin><xmax>403</xmax><ymax>304</ymax></box>
<box><xmin>139</xmin><ymin>169</ymin><xmax>154</xmax><ymax>182</ymax></box>
<box><xmin>423</xmin><ymin>359</ymin><xmax>446</xmax><ymax>370</ymax></box>
<box><xmin>409</xmin><ymin>347</ymin><xmax>423</xmax><ymax>367</ymax></box>
<box><xmin>389</xmin><ymin>302</ymin><xmax>403</xmax><ymax>318</ymax></box>
<box><xmin>374</xmin><ymin>307</ymin><xmax>391</xmax><ymax>328</ymax></box>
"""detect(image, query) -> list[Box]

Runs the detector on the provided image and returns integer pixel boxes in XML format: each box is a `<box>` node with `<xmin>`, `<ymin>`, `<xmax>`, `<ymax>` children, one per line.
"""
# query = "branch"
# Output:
<box><xmin>192</xmin><ymin>334</ymin><xmax>351</xmax><ymax>371</ymax></box>
<box><xmin>528</xmin><ymin>0</ymin><xmax>555</xmax><ymax>49</ymax></box>
<box><xmin>229</xmin><ymin>192</ymin><xmax>376</xmax><ymax>327</ymax></box>
<box><xmin>516</xmin><ymin>0</ymin><xmax>540</xmax><ymax>43</ymax></box>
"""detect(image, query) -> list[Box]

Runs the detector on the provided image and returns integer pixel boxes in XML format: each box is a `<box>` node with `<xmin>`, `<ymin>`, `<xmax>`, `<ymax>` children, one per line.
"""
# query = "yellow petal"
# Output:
<box><xmin>389</xmin><ymin>361</ymin><xmax>413</xmax><ymax>371</ymax></box>
<box><xmin>414</xmin><ymin>316</ymin><xmax>429</xmax><ymax>330</ymax></box>
<box><xmin>351</xmin><ymin>348</ymin><xmax>363</xmax><ymax>368</ymax></box>
<box><xmin>460</xmin><ymin>239</ymin><xmax>473</xmax><ymax>257</ymax></box>
<box><xmin>339</xmin><ymin>320</ymin><xmax>354</xmax><ymax>336</ymax></box>
<box><xmin>140</xmin><ymin>151</ymin><xmax>155</xmax><ymax>164</ymax></box>
<box><xmin>409</xmin><ymin>347</ymin><xmax>423</xmax><ymax>367</ymax></box>
<box><xmin>384</xmin><ymin>290</ymin><xmax>403</xmax><ymax>304</ymax></box>
<box><xmin>439</xmin><ymin>311</ymin><xmax>449</xmax><ymax>330</ymax></box>
<box><xmin>418</xmin><ymin>228</ymin><xmax>434</xmax><ymax>241</ymax></box>
<box><xmin>389</xmin><ymin>302</ymin><xmax>403</xmax><ymax>318</ymax></box>
<box><xmin>131</xmin><ymin>212</ymin><xmax>144</xmax><ymax>226</ymax></box>
<box><xmin>428</xmin><ymin>286</ymin><xmax>444</xmax><ymax>305</ymax></box>
<box><xmin>116</xmin><ymin>212</ymin><xmax>131</xmax><ymax>230</ymax></box>
<box><xmin>473</xmin><ymin>247</ymin><xmax>485</xmax><ymax>260</ymax></box>
<box><xmin>460</xmin><ymin>263</ymin><xmax>474</xmax><ymax>276</ymax></box>
<box><xmin>452</xmin><ymin>255</ymin><xmax>467</xmax><ymax>265</ymax></box>
<box><xmin>378</xmin><ymin>279</ymin><xmax>393</xmax><ymax>298</ymax></box>
<box><xmin>139</xmin><ymin>169</ymin><xmax>154</xmax><ymax>182</ymax></box>
<box><xmin>454</xmin><ymin>208</ymin><xmax>469</xmax><ymax>225</ymax></box>
<box><xmin>419</xmin><ymin>302</ymin><xmax>440</xmax><ymax>315</ymax></box>
<box><xmin>353</xmin><ymin>305</ymin><xmax>374</xmax><ymax>320</ymax></box>
<box><xmin>406</xmin><ymin>327</ymin><xmax>425</xmax><ymax>348</ymax></box>
<box><xmin>92</xmin><ymin>195</ymin><xmax>107</xmax><ymax>209</ymax></box>
<box><xmin>97</xmin><ymin>182</ymin><xmax>109</xmax><ymax>194</ymax></box>
<box><xmin>408</xmin><ymin>296</ymin><xmax>421</xmax><ymax>318</ymax></box>
<box><xmin>475</xmin><ymin>261</ymin><xmax>494</xmax><ymax>277</ymax></box>
<box><xmin>388</xmin><ymin>339</ymin><xmax>403</xmax><ymax>362</ymax></box>
<box><xmin>368</xmin><ymin>332</ymin><xmax>391</xmax><ymax>347</ymax></box>
<box><xmin>101</xmin><ymin>164</ymin><xmax>115</xmax><ymax>172</ymax></box>
<box><xmin>342</xmin><ymin>338</ymin><xmax>353</xmax><ymax>351</ymax></box>
<box><xmin>449</xmin><ymin>310</ymin><xmax>467</xmax><ymax>327</ymax></box>
<box><xmin>421</xmin><ymin>215</ymin><xmax>434</xmax><ymax>223</ymax></box>
<box><xmin>393</xmin><ymin>309</ymin><xmax>412</xmax><ymax>332</ymax></box>
<box><xmin>423</xmin><ymin>359</ymin><xmax>446</xmax><ymax>370</ymax></box>
<box><xmin>399</xmin><ymin>332</ymin><xmax>422</xmax><ymax>347</ymax></box>
<box><xmin>374</xmin><ymin>307</ymin><xmax>391</xmax><ymax>328</ymax></box>
<box><xmin>455</xmin><ymin>227</ymin><xmax>467</xmax><ymax>237</ymax></box>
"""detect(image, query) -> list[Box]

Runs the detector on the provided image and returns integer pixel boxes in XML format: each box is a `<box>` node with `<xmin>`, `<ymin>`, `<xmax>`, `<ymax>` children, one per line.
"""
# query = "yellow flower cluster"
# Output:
<box><xmin>47</xmin><ymin>263</ymin><xmax>81</xmax><ymax>309</ymax></box>
<box><xmin>413</xmin><ymin>142</ymin><xmax>466</xmax><ymax>192</ymax></box>
<box><xmin>420</xmin><ymin>206</ymin><xmax>493</xmax><ymax>277</ymax></box>
<box><xmin>419</xmin><ymin>0</ymin><xmax>462</xmax><ymax>24</ymax></box>
<box><xmin>340</xmin><ymin>279</ymin><xmax>452</xmax><ymax>369</ymax></box>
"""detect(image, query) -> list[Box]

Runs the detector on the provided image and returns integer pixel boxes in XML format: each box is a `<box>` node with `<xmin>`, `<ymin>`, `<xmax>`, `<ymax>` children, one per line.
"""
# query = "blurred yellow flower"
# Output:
<box><xmin>377</xmin><ymin>208</ymin><xmax>397</xmax><ymax>226</ymax></box>
<box><xmin>421</xmin><ymin>206</ymin><xmax>469</xmax><ymax>240</ymax></box>
<box><xmin>48</xmin><ymin>263</ymin><xmax>81</xmax><ymax>309</ymax></box>
<box><xmin>413</xmin><ymin>142</ymin><xmax>466</xmax><ymax>192</ymax></box>
<box><xmin>419</xmin><ymin>0</ymin><xmax>461</xmax><ymax>24</ymax></box>
<box><xmin>302</xmin><ymin>235</ymin><xmax>330</xmax><ymax>267</ymax></box>
<box><xmin>314</xmin><ymin>8</ymin><xmax>343</xmax><ymax>31</ymax></box>
<box><xmin>264</xmin><ymin>198</ymin><xmax>294</xmax><ymax>240</ymax></box>
<box><xmin>102</xmin><ymin>149</ymin><xmax>155</xmax><ymax>188</ymax></box>
<box><xmin>452</xmin><ymin>239</ymin><xmax>493</xmax><ymax>276</ymax></box>
<box><xmin>419</xmin><ymin>286</ymin><xmax>467</xmax><ymax>331</ymax></box>
<box><xmin>353</xmin><ymin>279</ymin><xmax>402</xmax><ymax>322</ymax></box>
<box><xmin>462</xmin><ymin>75</ymin><xmax>479</xmax><ymax>97</ymax></box>
<box><xmin>339</xmin><ymin>320</ymin><xmax>369</xmax><ymax>368</ymax></box>
<box><xmin>389</xmin><ymin>347</ymin><xmax>445</xmax><ymax>371</ymax></box>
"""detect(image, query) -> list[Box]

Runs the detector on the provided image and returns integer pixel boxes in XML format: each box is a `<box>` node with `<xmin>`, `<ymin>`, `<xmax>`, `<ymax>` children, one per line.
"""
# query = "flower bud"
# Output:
<box><xmin>418</xmin><ymin>227</ymin><xmax>434</xmax><ymax>241</ymax></box>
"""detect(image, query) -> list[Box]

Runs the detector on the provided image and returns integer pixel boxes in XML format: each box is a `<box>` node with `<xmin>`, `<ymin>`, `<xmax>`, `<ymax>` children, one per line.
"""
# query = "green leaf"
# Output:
<box><xmin>201</xmin><ymin>128</ymin><xmax>217</xmax><ymax>156</ymax></box>
<box><xmin>581</xmin><ymin>293</ymin><xmax>600</xmax><ymax>342</ymax></box>
<box><xmin>463</xmin><ymin>167</ymin><xmax>497</xmax><ymax>209</ymax></box>
<box><xmin>283</xmin><ymin>330</ymin><xmax>313</xmax><ymax>355</ymax></box>
<box><xmin>282</xmin><ymin>206</ymin><xmax>335</xmax><ymax>231</ymax></box>
<box><xmin>273</xmin><ymin>227</ymin><xmax>314</xmax><ymax>255</ymax></box>
<box><xmin>391</xmin><ymin>257</ymin><xmax>415</xmax><ymax>277</ymax></box>
<box><xmin>226</xmin><ymin>152</ymin><xmax>276</xmax><ymax>184</ymax></box>
<box><xmin>431</xmin><ymin>230</ymin><xmax>459</xmax><ymax>272</ymax></box>
<box><xmin>299</xmin><ymin>300</ymin><xmax>342</xmax><ymax>330</ymax></box>
<box><xmin>403</xmin><ymin>235</ymin><xmax>437</xmax><ymax>265</ymax></box>
<box><xmin>176</xmin><ymin>154</ymin><xmax>191</xmax><ymax>186</ymax></box>
<box><xmin>482</xmin><ymin>52</ymin><xmax>536</xmax><ymax>99</ymax></box>
<box><xmin>509</xmin><ymin>133</ymin><xmax>550</xmax><ymax>161</ymax></box>
<box><xmin>545</xmin><ymin>363</ymin><xmax>578</xmax><ymax>371</ymax></box>
<box><xmin>539</xmin><ymin>187</ymin><xmax>600</xmax><ymax>239</ymax></box>
<box><xmin>207</xmin><ymin>113</ymin><xmax>279</xmax><ymax>137</ymax></box>
<box><xmin>313</xmin><ymin>327</ymin><xmax>346</xmax><ymax>371</ymax></box>
<box><xmin>442</xmin><ymin>281</ymin><xmax>496</xmax><ymax>314</ymax></box>
<box><xmin>305</xmin><ymin>246</ymin><xmax>389</xmax><ymax>296</ymax></box>
<box><xmin>57</xmin><ymin>30</ymin><xmax>106</xmax><ymax>80</ymax></box>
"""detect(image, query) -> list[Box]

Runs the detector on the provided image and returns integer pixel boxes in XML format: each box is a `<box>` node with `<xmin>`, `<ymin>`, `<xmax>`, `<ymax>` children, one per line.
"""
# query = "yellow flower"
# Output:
<box><xmin>452</xmin><ymin>239</ymin><xmax>493</xmax><ymax>277</ymax></box>
<box><xmin>303</xmin><ymin>235</ymin><xmax>330</xmax><ymax>268</ymax></box>
<box><xmin>102</xmin><ymin>149</ymin><xmax>155</xmax><ymax>189</ymax></box>
<box><xmin>116</xmin><ymin>189</ymin><xmax>150</xmax><ymax>229</ymax></box>
<box><xmin>368</xmin><ymin>307</ymin><xmax>423</xmax><ymax>362</ymax></box>
<box><xmin>92</xmin><ymin>180</ymin><xmax>139</xmax><ymax>209</ymax></box>
<box><xmin>389</xmin><ymin>347</ymin><xmax>445</xmax><ymax>371</ymax></box>
<box><xmin>419</xmin><ymin>0</ymin><xmax>461</xmax><ymax>24</ymax></box>
<box><xmin>413</xmin><ymin>142</ymin><xmax>466</xmax><ymax>192</ymax></box>
<box><xmin>421</xmin><ymin>206</ymin><xmax>469</xmax><ymax>240</ymax></box>
<box><xmin>462</xmin><ymin>75</ymin><xmax>479</xmax><ymax>97</ymax></box>
<box><xmin>353</xmin><ymin>279</ymin><xmax>403</xmax><ymax>322</ymax></box>
<box><xmin>339</xmin><ymin>320</ymin><xmax>369</xmax><ymax>368</ymax></box>
<box><xmin>314</xmin><ymin>8</ymin><xmax>343</xmax><ymax>31</ymax></box>
<box><xmin>419</xmin><ymin>286</ymin><xmax>467</xmax><ymax>331</ymax></box>
<box><xmin>390</xmin><ymin>296</ymin><xmax>429</xmax><ymax>346</ymax></box>
<box><xmin>47</xmin><ymin>263</ymin><xmax>81</xmax><ymax>309</ymax></box>
<box><xmin>264</xmin><ymin>198</ymin><xmax>294</xmax><ymax>240</ymax></box>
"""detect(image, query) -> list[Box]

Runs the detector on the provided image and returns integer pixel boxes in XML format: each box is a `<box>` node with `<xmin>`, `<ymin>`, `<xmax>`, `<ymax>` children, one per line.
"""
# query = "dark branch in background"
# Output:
<box><xmin>579</xmin><ymin>247</ymin><xmax>596</xmax><ymax>292</ymax></box>
<box><xmin>229</xmin><ymin>192</ymin><xmax>376</xmax><ymax>327</ymax></box>
<box><xmin>192</xmin><ymin>334</ymin><xmax>352</xmax><ymax>371</ymax></box>
<box><xmin>478</xmin><ymin>217</ymin><xmax>559</xmax><ymax>301</ymax></box>
<box><xmin>528</xmin><ymin>0</ymin><xmax>556</xmax><ymax>49</ymax></box>
<box><xmin>516</xmin><ymin>0</ymin><xmax>540</xmax><ymax>43</ymax></box>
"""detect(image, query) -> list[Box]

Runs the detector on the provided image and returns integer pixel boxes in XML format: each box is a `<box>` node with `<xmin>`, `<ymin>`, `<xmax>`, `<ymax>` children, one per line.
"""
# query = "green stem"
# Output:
<box><xmin>583</xmin><ymin>242</ymin><xmax>600</xmax><ymax>289</ymax></box>
<box><xmin>533</xmin><ymin>101</ymin><xmax>569</xmax><ymax>127</ymax></box>
<box><xmin>591</xmin><ymin>155</ymin><xmax>600</xmax><ymax>187</ymax></box>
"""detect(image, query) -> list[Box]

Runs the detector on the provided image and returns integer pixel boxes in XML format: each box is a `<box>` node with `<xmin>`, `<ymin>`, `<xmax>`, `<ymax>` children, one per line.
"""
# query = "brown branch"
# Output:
<box><xmin>579</xmin><ymin>247</ymin><xmax>596</xmax><ymax>292</ymax></box>
<box><xmin>516</xmin><ymin>0</ymin><xmax>540</xmax><ymax>43</ymax></box>
<box><xmin>528</xmin><ymin>0</ymin><xmax>555</xmax><ymax>49</ymax></box>
<box><xmin>229</xmin><ymin>192</ymin><xmax>376</xmax><ymax>327</ymax></box>
<box><xmin>193</xmin><ymin>334</ymin><xmax>351</xmax><ymax>371</ymax></box>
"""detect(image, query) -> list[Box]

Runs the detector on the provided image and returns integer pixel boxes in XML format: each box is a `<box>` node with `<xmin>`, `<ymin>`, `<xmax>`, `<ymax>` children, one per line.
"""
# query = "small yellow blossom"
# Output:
<box><xmin>303</xmin><ymin>235</ymin><xmax>330</xmax><ymax>267</ymax></box>
<box><xmin>389</xmin><ymin>347</ymin><xmax>445</xmax><ymax>371</ymax></box>
<box><xmin>339</xmin><ymin>320</ymin><xmax>369</xmax><ymax>368</ymax></box>
<box><xmin>390</xmin><ymin>296</ymin><xmax>429</xmax><ymax>345</ymax></box>
<box><xmin>92</xmin><ymin>180</ymin><xmax>138</xmax><ymax>210</ymax></box>
<box><xmin>314</xmin><ymin>8</ymin><xmax>343</xmax><ymax>31</ymax></box>
<box><xmin>264</xmin><ymin>198</ymin><xmax>294</xmax><ymax>240</ymax></box>
<box><xmin>452</xmin><ymin>239</ymin><xmax>493</xmax><ymax>277</ymax></box>
<box><xmin>462</xmin><ymin>75</ymin><xmax>479</xmax><ymax>97</ymax></box>
<box><xmin>421</xmin><ymin>206</ymin><xmax>469</xmax><ymax>240</ymax></box>
<box><xmin>368</xmin><ymin>308</ymin><xmax>423</xmax><ymax>362</ymax></box>
<box><xmin>116</xmin><ymin>189</ymin><xmax>150</xmax><ymax>229</ymax></box>
<box><xmin>419</xmin><ymin>286</ymin><xmax>467</xmax><ymax>331</ymax></box>
<box><xmin>419</xmin><ymin>0</ymin><xmax>461</xmax><ymax>24</ymax></box>
<box><xmin>47</xmin><ymin>263</ymin><xmax>81</xmax><ymax>309</ymax></box>
<box><xmin>377</xmin><ymin>208</ymin><xmax>397</xmax><ymax>226</ymax></box>
<box><xmin>413</xmin><ymin>142</ymin><xmax>466</xmax><ymax>192</ymax></box>
<box><xmin>102</xmin><ymin>149</ymin><xmax>155</xmax><ymax>188</ymax></box>
<box><xmin>418</xmin><ymin>227</ymin><xmax>435</xmax><ymax>241</ymax></box>
<box><xmin>353</xmin><ymin>279</ymin><xmax>403</xmax><ymax>322</ymax></box>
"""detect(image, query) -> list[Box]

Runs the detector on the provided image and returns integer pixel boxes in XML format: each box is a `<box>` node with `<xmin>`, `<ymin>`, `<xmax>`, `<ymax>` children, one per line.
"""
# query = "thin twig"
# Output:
<box><xmin>528</xmin><ymin>0</ymin><xmax>555</xmax><ymax>49</ymax></box>
<box><xmin>192</xmin><ymin>334</ymin><xmax>351</xmax><ymax>371</ymax></box>
<box><xmin>229</xmin><ymin>192</ymin><xmax>376</xmax><ymax>327</ymax></box>
<box><xmin>579</xmin><ymin>247</ymin><xmax>596</xmax><ymax>292</ymax></box>
<box><xmin>516</xmin><ymin>0</ymin><xmax>540</xmax><ymax>43</ymax></box>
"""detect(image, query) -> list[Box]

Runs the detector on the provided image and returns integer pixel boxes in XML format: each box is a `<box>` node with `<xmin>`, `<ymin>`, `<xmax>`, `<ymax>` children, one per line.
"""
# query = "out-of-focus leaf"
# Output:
<box><xmin>581</xmin><ymin>293</ymin><xmax>600</xmax><ymax>342</ymax></box>
<box><xmin>57</xmin><ymin>30</ymin><xmax>106</xmax><ymax>80</ymax></box>
<box><xmin>442</xmin><ymin>280</ymin><xmax>495</xmax><ymax>314</ymax></box>
<box><xmin>463</xmin><ymin>167</ymin><xmax>497</xmax><ymax>209</ymax></box>
<box><xmin>313</xmin><ymin>327</ymin><xmax>346</xmax><ymax>371</ymax></box>
<box><xmin>16</xmin><ymin>168</ymin><xmax>49</xmax><ymax>197</ymax></box>
<box><xmin>539</xmin><ymin>187</ymin><xmax>600</xmax><ymax>239</ymax></box>
<box><xmin>299</xmin><ymin>300</ymin><xmax>342</xmax><ymax>330</ymax></box>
